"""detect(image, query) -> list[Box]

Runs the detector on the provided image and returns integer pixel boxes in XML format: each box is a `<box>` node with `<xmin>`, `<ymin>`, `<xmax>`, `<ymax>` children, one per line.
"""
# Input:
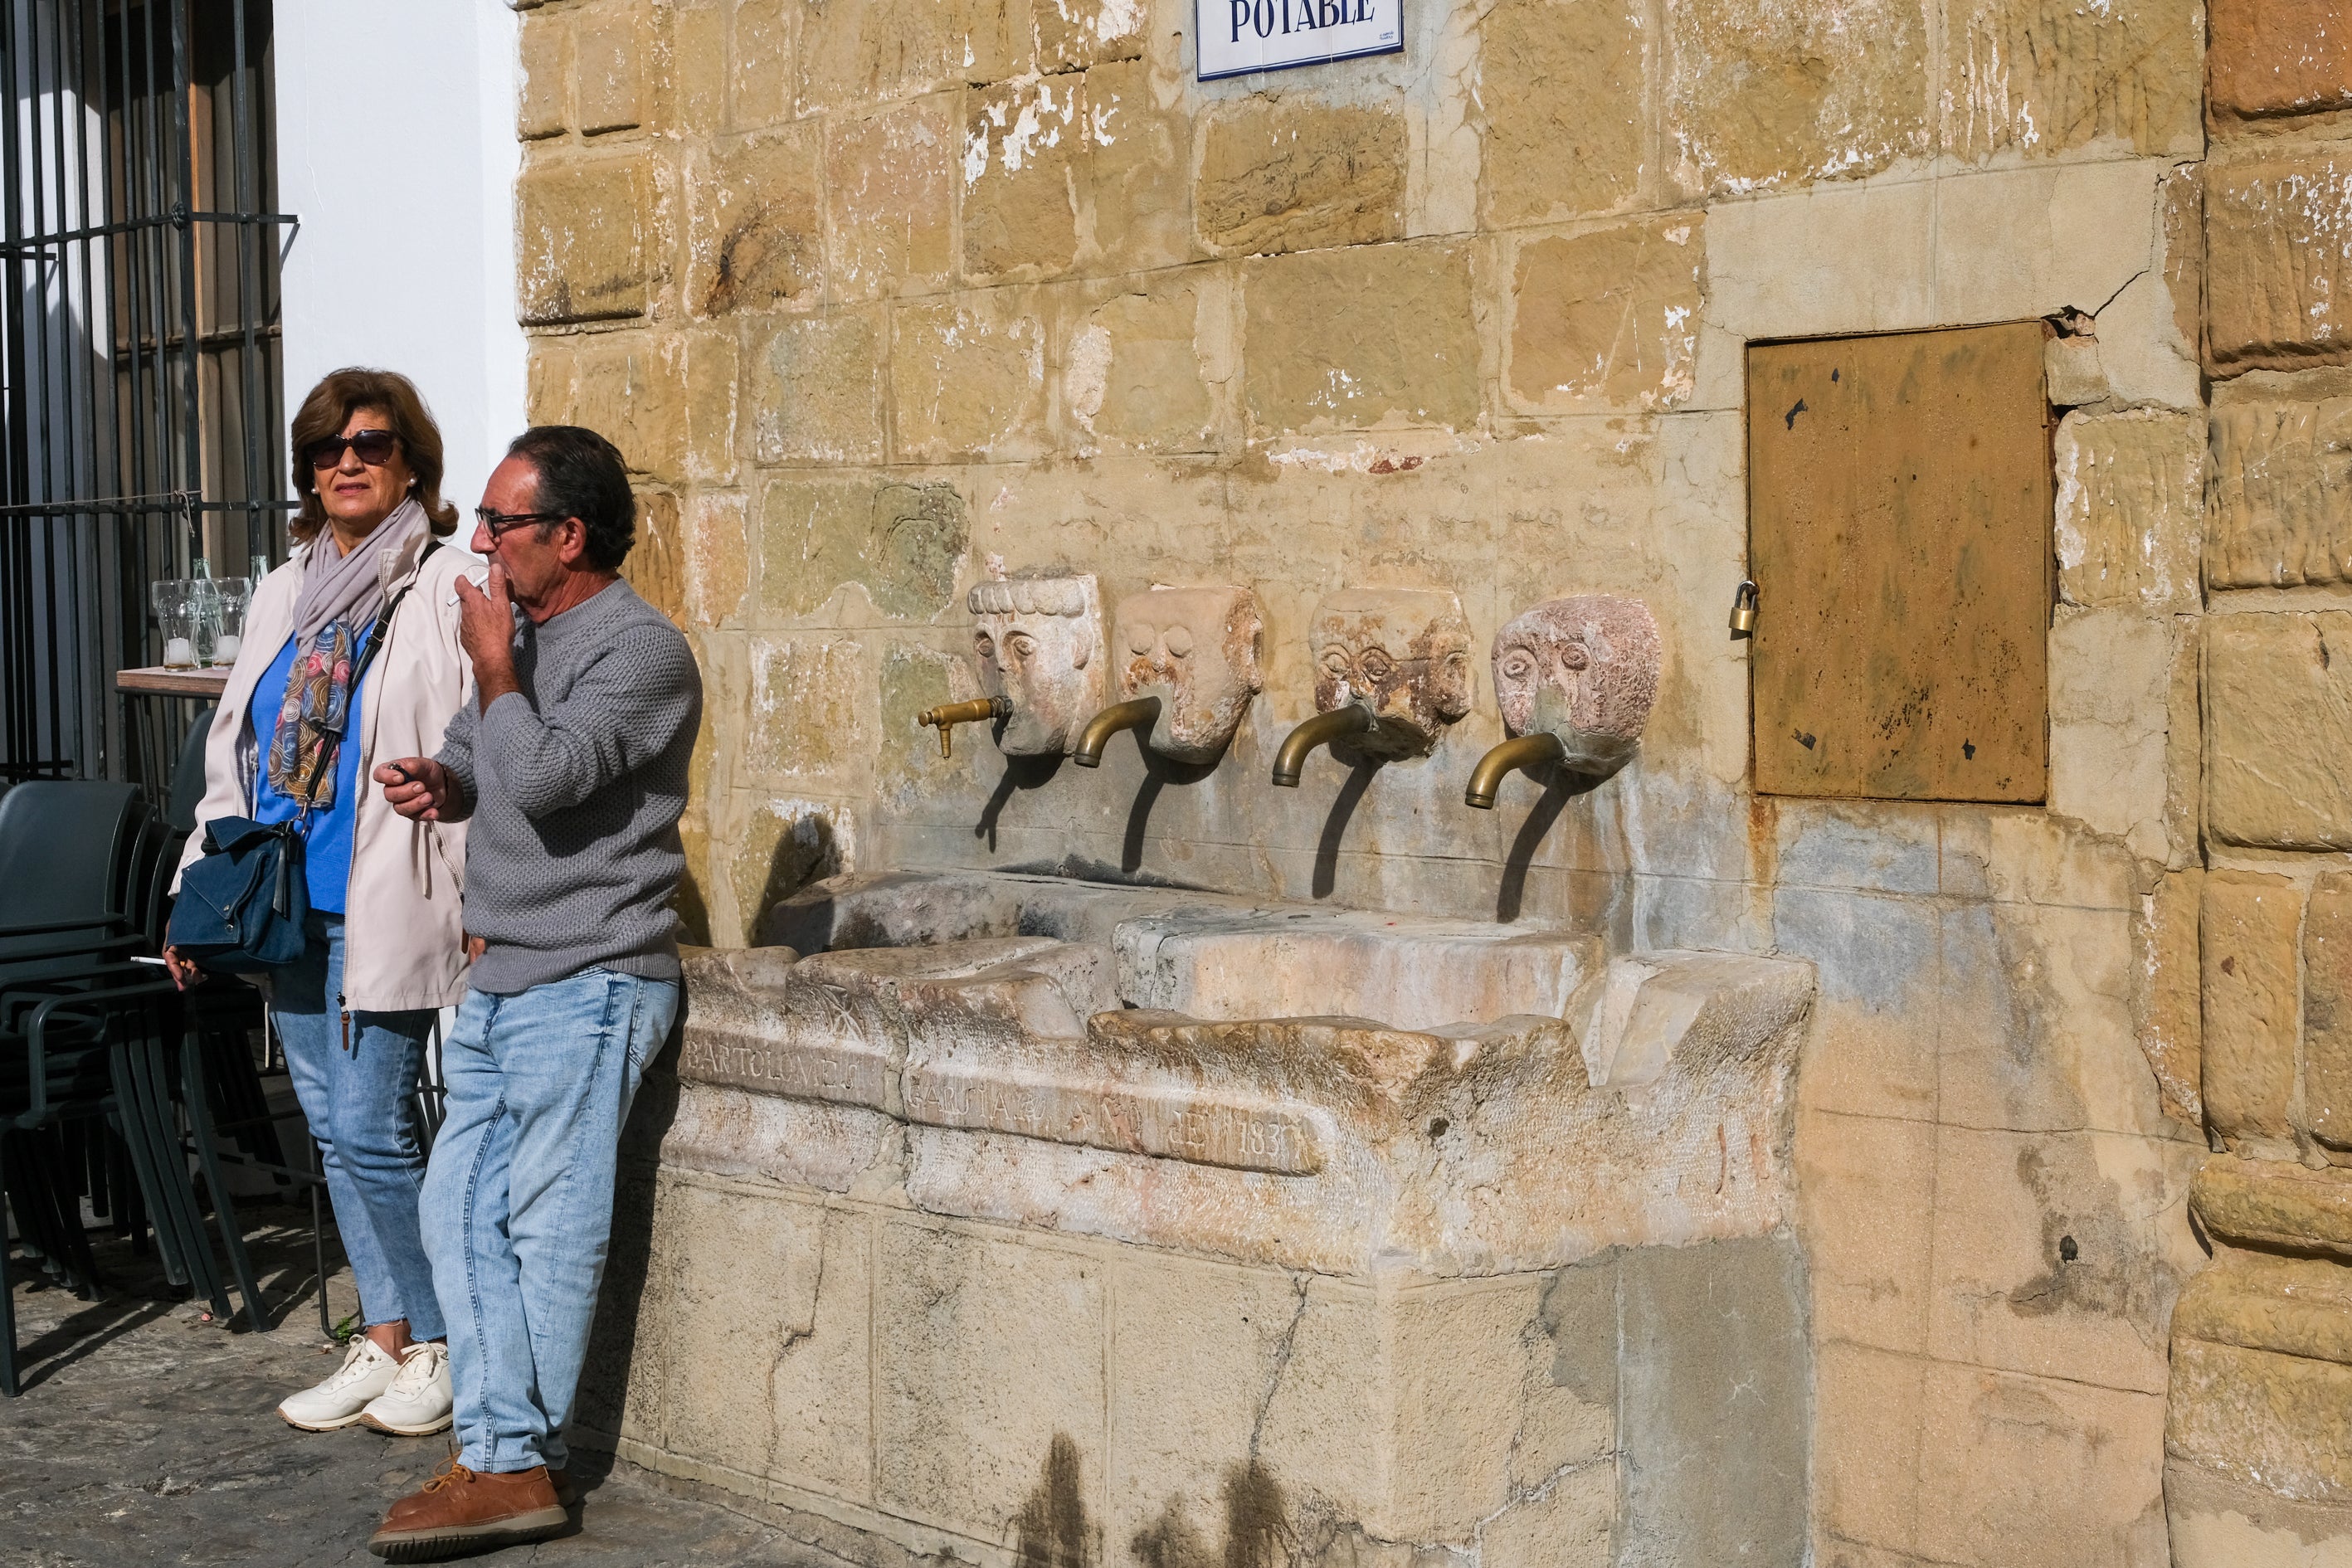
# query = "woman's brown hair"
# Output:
<box><xmin>287</xmin><ymin>367</ymin><xmax>460</xmax><ymax>543</ymax></box>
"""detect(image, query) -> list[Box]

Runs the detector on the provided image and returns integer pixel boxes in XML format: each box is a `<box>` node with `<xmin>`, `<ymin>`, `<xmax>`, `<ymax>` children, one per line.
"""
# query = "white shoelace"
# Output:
<box><xmin>384</xmin><ymin>1342</ymin><xmax>446</xmax><ymax>1398</ymax></box>
<box><xmin>319</xmin><ymin>1337</ymin><xmax>392</xmax><ymax>1392</ymax></box>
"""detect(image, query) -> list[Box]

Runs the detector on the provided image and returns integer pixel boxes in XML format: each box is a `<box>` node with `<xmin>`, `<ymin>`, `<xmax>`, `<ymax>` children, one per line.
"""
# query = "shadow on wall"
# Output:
<box><xmin>738</xmin><ymin>811</ymin><xmax>847</xmax><ymax>945</ymax></box>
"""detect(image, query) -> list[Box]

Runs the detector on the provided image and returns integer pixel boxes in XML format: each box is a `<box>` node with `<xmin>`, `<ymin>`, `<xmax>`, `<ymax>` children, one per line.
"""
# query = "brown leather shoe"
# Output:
<box><xmin>366</xmin><ymin>1459</ymin><xmax>567</xmax><ymax>1562</ymax></box>
<box><xmin>547</xmin><ymin>1467</ymin><xmax>577</xmax><ymax>1507</ymax></box>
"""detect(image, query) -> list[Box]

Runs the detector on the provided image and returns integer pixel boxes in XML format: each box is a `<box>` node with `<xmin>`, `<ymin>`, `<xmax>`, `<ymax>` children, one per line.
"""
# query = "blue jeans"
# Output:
<box><xmin>422</xmin><ymin>968</ymin><xmax>679</xmax><ymax>1473</ymax></box>
<box><xmin>271</xmin><ymin>913</ymin><xmax>443</xmax><ymax>1342</ymax></box>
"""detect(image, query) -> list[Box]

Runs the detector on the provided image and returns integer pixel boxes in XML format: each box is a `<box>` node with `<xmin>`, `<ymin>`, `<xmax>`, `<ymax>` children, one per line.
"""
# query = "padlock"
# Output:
<box><xmin>1729</xmin><ymin>579</ymin><xmax>1759</xmax><ymax>637</ymax></box>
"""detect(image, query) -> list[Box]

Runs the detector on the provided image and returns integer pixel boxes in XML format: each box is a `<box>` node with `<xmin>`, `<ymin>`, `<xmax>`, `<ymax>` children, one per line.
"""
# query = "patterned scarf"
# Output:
<box><xmin>265</xmin><ymin>616</ymin><xmax>368</xmax><ymax>811</ymax></box>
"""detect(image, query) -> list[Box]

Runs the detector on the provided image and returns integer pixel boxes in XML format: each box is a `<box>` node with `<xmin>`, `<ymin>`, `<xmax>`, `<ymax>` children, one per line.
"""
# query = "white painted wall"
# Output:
<box><xmin>274</xmin><ymin>0</ymin><xmax>523</xmax><ymax>517</ymax></box>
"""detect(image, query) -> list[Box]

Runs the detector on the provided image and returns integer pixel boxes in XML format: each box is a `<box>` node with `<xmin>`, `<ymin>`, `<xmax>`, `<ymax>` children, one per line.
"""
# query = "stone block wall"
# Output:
<box><xmin>506</xmin><ymin>0</ymin><xmax>2223</xmax><ymax>1562</ymax></box>
<box><xmin>2165</xmin><ymin>3</ymin><xmax>2352</xmax><ymax>1558</ymax></box>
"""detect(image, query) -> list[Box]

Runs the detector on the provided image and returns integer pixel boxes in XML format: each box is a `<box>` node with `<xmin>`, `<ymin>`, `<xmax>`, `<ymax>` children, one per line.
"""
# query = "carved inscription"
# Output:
<box><xmin>677</xmin><ymin>1027</ymin><xmax>891</xmax><ymax>1109</ymax></box>
<box><xmin>903</xmin><ymin>1065</ymin><xmax>1326</xmax><ymax>1175</ymax></box>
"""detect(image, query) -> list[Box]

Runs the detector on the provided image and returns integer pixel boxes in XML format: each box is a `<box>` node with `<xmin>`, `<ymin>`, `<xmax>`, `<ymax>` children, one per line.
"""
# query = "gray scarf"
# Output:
<box><xmin>290</xmin><ymin>497</ymin><xmax>431</xmax><ymax>651</ymax></box>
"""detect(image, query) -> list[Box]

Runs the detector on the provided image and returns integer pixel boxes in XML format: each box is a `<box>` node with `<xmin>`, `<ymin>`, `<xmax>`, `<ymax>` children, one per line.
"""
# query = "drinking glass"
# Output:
<box><xmin>150</xmin><ymin>581</ymin><xmax>199</xmax><ymax>670</ymax></box>
<box><xmin>207</xmin><ymin>577</ymin><xmax>252</xmax><ymax>665</ymax></box>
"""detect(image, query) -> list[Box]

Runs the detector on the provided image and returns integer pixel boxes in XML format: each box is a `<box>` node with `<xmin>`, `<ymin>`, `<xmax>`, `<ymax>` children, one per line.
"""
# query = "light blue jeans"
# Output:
<box><xmin>421</xmin><ymin>967</ymin><xmax>679</xmax><ymax>1473</ymax></box>
<box><xmin>272</xmin><ymin>912</ymin><xmax>444</xmax><ymax>1342</ymax></box>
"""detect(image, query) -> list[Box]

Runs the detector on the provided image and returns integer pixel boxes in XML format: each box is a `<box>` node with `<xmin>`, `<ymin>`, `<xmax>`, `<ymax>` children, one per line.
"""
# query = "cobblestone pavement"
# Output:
<box><xmin>2</xmin><ymin>1217</ymin><xmax>840</xmax><ymax>1568</ymax></box>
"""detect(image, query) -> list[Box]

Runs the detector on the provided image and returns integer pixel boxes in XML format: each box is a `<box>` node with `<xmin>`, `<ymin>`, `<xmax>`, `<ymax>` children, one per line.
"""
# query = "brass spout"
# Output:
<box><xmin>1070</xmin><ymin>696</ymin><xmax>1161</xmax><ymax>768</ymax></box>
<box><xmin>1464</xmin><ymin>731</ymin><xmax>1566</xmax><ymax>809</ymax></box>
<box><xmin>918</xmin><ymin>696</ymin><xmax>1012</xmax><ymax>758</ymax></box>
<box><xmin>1271</xmin><ymin>701</ymin><xmax>1376</xmax><ymax>787</ymax></box>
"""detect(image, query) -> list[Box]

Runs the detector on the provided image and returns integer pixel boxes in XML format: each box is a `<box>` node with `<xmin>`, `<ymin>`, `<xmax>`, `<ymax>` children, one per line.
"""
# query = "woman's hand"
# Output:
<box><xmin>377</xmin><ymin>757</ymin><xmax>455</xmax><ymax>821</ymax></box>
<box><xmin>161</xmin><ymin>945</ymin><xmax>203</xmax><ymax>991</ymax></box>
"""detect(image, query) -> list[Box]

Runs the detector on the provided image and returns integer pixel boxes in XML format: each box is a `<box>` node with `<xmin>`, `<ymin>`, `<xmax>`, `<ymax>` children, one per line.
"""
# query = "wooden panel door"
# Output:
<box><xmin>1748</xmin><ymin>322</ymin><xmax>2053</xmax><ymax>801</ymax></box>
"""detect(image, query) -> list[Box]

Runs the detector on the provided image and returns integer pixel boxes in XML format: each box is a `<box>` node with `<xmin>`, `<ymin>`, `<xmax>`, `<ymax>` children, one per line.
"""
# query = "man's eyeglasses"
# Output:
<box><xmin>305</xmin><ymin>429</ymin><xmax>400</xmax><ymax>470</ymax></box>
<box><xmin>473</xmin><ymin>506</ymin><xmax>569</xmax><ymax>540</ymax></box>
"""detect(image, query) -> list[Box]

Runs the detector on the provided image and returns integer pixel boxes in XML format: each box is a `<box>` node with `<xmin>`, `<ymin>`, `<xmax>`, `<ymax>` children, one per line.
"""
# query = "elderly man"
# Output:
<box><xmin>365</xmin><ymin>426</ymin><xmax>699</xmax><ymax>1561</ymax></box>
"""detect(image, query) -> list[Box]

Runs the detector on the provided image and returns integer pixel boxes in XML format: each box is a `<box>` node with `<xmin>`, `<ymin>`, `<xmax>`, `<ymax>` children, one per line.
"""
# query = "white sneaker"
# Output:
<box><xmin>359</xmin><ymin>1341</ymin><xmax>453</xmax><ymax>1436</ymax></box>
<box><xmin>278</xmin><ymin>1336</ymin><xmax>402</xmax><ymax>1430</ymax></box>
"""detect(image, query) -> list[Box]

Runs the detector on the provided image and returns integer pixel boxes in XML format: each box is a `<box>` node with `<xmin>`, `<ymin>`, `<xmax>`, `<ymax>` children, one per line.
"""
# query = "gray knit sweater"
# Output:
<box><xmin>434</xmin><ymin>578</ymin><xmax>700</xmax><ymax>996</ymax></box>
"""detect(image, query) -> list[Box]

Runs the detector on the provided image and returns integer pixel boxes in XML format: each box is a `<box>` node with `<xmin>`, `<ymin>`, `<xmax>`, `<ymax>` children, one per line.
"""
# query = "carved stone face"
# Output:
<box><xmin>1492</xmin><ymin>594</ymin><xmax>1661</xmax><ymax>774</ymax></box>
<box><xmin>1115</xmin><ymin>586</ymin><xmax>1265</xmax><ymax>763</ymax></box>
<box><xmin>1309</xmin><ymin>588</ymin><xmax>1473</xmax><ymax>756</ymax></box>
<box><xmin>968</xmin><ymin>574</ymin><xmax>1107</xmax><ymax>755</ymax></box>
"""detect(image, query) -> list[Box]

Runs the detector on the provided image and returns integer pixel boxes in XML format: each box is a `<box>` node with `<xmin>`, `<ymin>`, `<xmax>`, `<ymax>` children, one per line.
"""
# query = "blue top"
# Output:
<box><xmin>250</xmin><ymin>633</ymin><xmax>373</xmax><ymax>915</ymax></box>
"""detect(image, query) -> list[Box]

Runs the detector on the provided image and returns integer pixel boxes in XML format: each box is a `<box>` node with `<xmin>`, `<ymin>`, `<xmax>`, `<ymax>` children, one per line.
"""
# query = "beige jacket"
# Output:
<box><xmin>174</xmin><ymin>530</ymin><xmax>475</xmax><ymax>1011</ymax></box>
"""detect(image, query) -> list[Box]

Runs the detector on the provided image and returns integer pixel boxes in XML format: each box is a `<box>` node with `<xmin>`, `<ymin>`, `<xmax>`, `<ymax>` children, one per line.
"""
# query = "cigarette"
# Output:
<box><xmin>132</xmin><ymin>955</ymin><xmax>168</xmax><ymax>966</ymax></box>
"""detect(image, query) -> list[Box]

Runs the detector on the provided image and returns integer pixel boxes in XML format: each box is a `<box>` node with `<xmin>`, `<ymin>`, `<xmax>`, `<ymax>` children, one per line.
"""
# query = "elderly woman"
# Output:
<box><xmin>166</xmin><ymin>368</ymin><xmax>473</xmax><ymax>1436</ymax></box>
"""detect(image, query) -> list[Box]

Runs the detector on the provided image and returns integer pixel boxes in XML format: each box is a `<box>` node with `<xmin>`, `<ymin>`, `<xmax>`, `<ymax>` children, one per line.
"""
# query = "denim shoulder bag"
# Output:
<box><xmin>168</xmin><ymin>543</ymin><xmax>438</xmax><ymax>971</ymax></box>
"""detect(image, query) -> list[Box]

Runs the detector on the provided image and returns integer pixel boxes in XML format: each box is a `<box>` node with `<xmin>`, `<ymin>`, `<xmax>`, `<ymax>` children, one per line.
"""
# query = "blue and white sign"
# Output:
<box><xmin>1196</xmin><ymin>0</ymin><xmax>1403</xmax><ymax>80</ymax></box>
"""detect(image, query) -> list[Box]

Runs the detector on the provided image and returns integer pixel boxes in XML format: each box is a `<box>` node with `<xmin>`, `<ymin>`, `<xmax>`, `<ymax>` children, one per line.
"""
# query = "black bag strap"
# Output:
<box><xmin>295</xmin><ymin>539</ymin><xmax>442</xmax><ymax>806</ymax></box>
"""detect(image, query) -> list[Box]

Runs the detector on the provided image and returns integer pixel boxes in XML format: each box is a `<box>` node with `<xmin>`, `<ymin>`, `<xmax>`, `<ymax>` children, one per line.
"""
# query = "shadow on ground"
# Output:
<box><xmin>2</xmin><ymin>1213</ymin><xmax>847</xmax><ymax>1567</ymax></box>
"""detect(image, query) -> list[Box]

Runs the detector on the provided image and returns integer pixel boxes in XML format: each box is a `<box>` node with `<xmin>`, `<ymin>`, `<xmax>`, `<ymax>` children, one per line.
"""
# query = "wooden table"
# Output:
<box><xmin>114</xmin><ymin>666</ymin><xmax>228</xmax><ymax>795</ymax></box>
<box><xmin>115</xmin><ymin>665</ymin><xmax>230</xmax><ymax>698</ymax></box>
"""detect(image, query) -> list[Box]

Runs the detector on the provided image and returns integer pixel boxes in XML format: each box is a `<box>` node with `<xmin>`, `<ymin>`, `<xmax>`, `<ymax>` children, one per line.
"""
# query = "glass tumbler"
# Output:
<box><xmin>207</xmin><ymin>577</ymin><xmax>251</xmax><ymax>665</ymax></box>
<box><xmin>150</xmin><ymin>580</ymin><xmax>199</xmax><ymax>670</ymax></box>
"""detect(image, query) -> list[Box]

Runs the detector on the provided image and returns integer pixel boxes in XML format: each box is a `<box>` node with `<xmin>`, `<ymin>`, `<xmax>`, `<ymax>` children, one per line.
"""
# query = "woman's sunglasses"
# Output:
<box><xmin>305</xmin><ymin>429</ymin><xmax>400</xmax><ymax>470</ymax></box>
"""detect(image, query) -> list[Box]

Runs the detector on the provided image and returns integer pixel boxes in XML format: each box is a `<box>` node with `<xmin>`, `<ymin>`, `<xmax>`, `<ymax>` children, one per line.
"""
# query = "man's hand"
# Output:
<box><xmin>377</xmin><ymin>757</ymin><xmax>457</xmax><ymax>821</ymax></box>
<box><xmin>160</xmin><ymin>945</ymin><xmax>204</xmax><ymax>991</ymax></box>
<box><xmin>465</xmin><ymin>933</ymin><xmax>487</xmax><ymax>964</ymax></box>
<box><xmin>455</xmin><ymin>562</ymin><xmax>523</xmax><ymax>708</ymax></box>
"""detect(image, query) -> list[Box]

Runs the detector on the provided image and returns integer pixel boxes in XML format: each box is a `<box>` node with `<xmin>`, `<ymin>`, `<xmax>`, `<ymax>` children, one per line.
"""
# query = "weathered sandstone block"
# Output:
<box><xmin>1196</xmin><ymin>97</ymin><xmax>1405</xmax><ymax>256</ymax></box>
<box><xmin>825</xmin><ymin>95</ymin><xmax>957</xmax><ymax>299</ymax></box>
<box><xmin>2208</xmin><ymin>373</ymin><xmax>2352</xmax><ymax>588</ymax></box>
<box><xmin>757</xmin><ymin>473</ymin><xmax>967</xmax><ymax>619</ymax></box>
<box><xmin>2202</xmin><ymin>872</ymin><xmax>2301</xmax><ymax>1145</ymax></box>
<box><xmin>623</xmin><ymin>490</ymin><xmax>686</xmax><ymax>626</ymax></box>
<box><xmin>1507</xmin><ymin>217</ymin><xmax>1702</xmax><ymax>412</ymax></box>
<box><xmin>1083</xmin><ymin>58</ymin><xmax>1193</xmax><ymax>275</ymax></box>
<box><xmin>1663</xmin><ymin>0</ymin><xmax>1928</xmax><ymax>197</ymax></box>
<box><xmin>2170</xmin><ymin>1335</ymin><xmax>2352</xmax><ymax>1503</ymax></box>
<box><xmin>728</xmin><ymin>0</ymin><xmax>796</xmax><ymax>129</ymax></box>
<box><xmin>1113</xmin><ymin>585</ymin><xmax>1265</xmax><ymax>763</ymax></box>
<box><xmin>892</xmin><ymin>291</ymin><xmax>1051</xmax><ymax>461</ymax></box>
<box><xmin>516</xmin><ymin>157</ymin><xmax>653</xmax><ymax>324</ymax></box>
<box><xmin>2135</xmin><ymin>869</ymin><xmax>2203</xmax><ymax>1127</ymax></box>
<box><xmin>2207</xmin><ymin>613</ymin><xmax>2352</xmax><ymax>849</ymax></box>
<box><xmin>752</xmin><ymin>312</ymin><xmax>885</xmax><ymax>464</ymax></box>
<box><xmin>1478</xmin><ymin>0</ymin><xmax>1646</xmax><ymax>226</ymax></box>
<box><xmin>1941</xmin><ymin>0</ymin><xmax>2199</xmax><ymax>161</ymax></box>
<box><xmin>795</xmin><ymin>0</ymin><xmax>1026</xmax><ymax>114</ymax></box>
<box><xmin>1242</xmin><ymin>242</ymin><xmax>1479</xmax><ymax>433</ymax></box>
<box><xmin>575</xmin><ymin>5</ymin><xmax>650</xmax><ymax>134</ymax></box>
<box><xmin>572</xmin><ymin>334</ymin><xmax>684</xmax><ymax>477</ymax></box>
<box><xmin>2208</xmin><ymin>0</ymin><xmax>2352</xmax><ymax>123</ymax></box>
<box><xmin>2310</xmin><ymin>873</ymin><xmax>2352</xmax><ymax>1153</ymax></box>
<box><xmin>2192</xmin><ymin>1155</ymin><xmax>2352</xmax><ymax>1259</ymax></box>
<box><xmin>963</xmin><ymin>75</ymin><xmax>1083</xmax><ymax>280</ymax></box>
<box><xmin>2053</xmin><ymin>407</ymin><xmax>2202</xmax><ymax>609</ymax></box>
<box><xmin>2207</xmin><ymin>154</ymin><xmax>2352</xmax><ymax>374</ymax></box>
<box><xmin>517</xmin><ymin>10</ymin><xmax>568</xmax><ymax>139</ymax></box>
<box><xmin>1063</xmin><ymin>274</ymin><xmax>1219</xmax><ymax>453</ymax></box>
<box><xmin>750</xmin><ymin>637</ymin><xmax>875</xmax><ymax>787</ymax></box>
<box><xmin>688</xmin><ymin>125</ymin><xmax>824</xmax><ymax>315</ymax></box>
<box><xmin>1033</xmin><ymin>0</ymin><xmax>1146</xmax><ymax>71</ymax></box>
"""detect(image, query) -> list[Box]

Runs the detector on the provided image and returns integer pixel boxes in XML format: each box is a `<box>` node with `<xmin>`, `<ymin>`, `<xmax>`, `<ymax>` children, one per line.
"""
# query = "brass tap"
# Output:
<box><xmin>1464</xmin><ymin>732</ymin><xmax>1566</xmax><ymax>809</ymax></box>
<box><xmin>917</xmin><ymin>696</ymin><xmax>1011</xmax><ymax>758</ymax></box>
<box><xmin>1070</xmin><ymin>696</ymin><xmax>1161</xmax><ymax>768</ymax></box>
<box><xmin>1270</xmin><ymin>701</ymin><xmax>1376</xmax><ymax>787</ymax></box>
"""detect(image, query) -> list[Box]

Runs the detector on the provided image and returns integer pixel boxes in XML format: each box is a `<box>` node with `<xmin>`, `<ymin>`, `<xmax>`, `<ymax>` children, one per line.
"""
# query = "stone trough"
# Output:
<box><xmin>578</xmin><ymin>870</ymin><xmax>1820</xmax><ymax>1566</ymax></box>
